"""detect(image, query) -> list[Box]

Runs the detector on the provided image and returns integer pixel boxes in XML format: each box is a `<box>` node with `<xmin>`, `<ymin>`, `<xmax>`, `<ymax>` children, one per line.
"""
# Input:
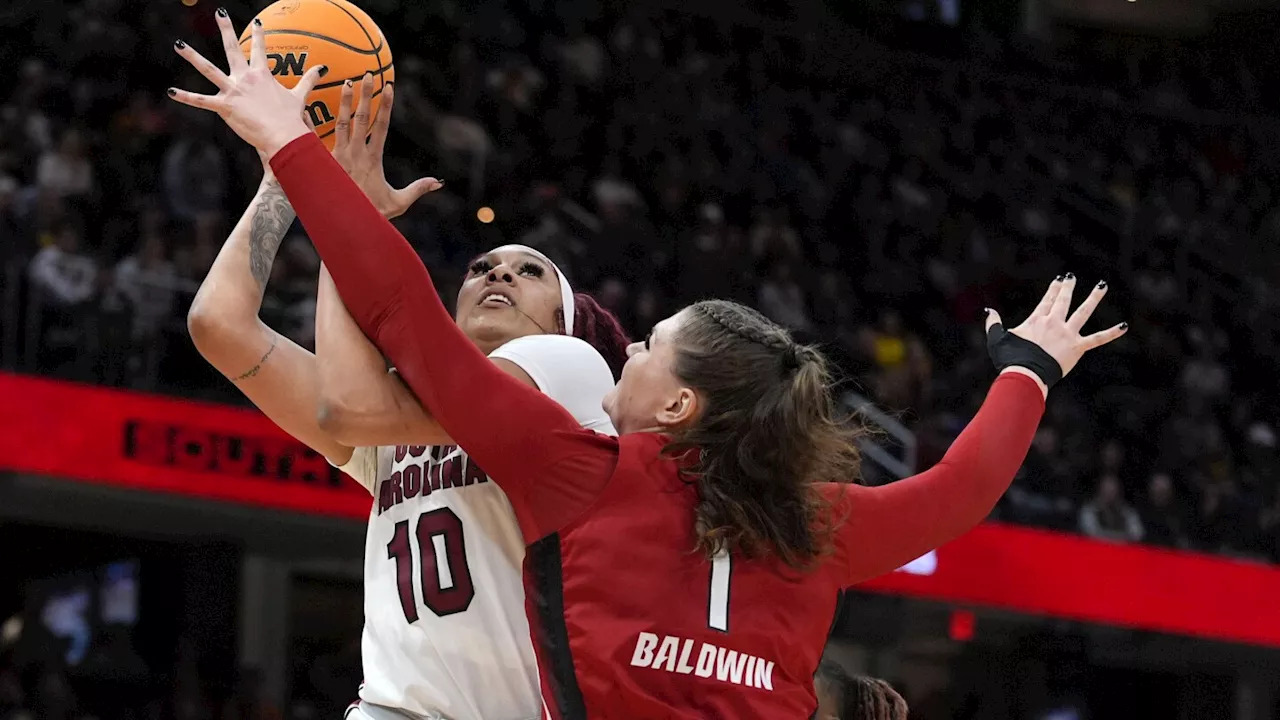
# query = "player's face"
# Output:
<box><xmin>455</xmin><ymin>249</ymin><xmax>563</xmax><ymax>354</ymax></box>
<box><xmin>603</xmin><ymin>310</ymin><xmax>699</xmax><ymax>435</ymax></box>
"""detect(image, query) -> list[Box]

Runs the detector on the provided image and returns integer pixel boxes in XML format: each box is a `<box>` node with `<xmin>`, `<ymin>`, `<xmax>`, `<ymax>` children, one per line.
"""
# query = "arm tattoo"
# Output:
<box><xmin>232</xmin><ymin>334</ymin><xmax>279</xmax><ymax>382</ymax></box>
<box><xmin>248</xmin><ymin>179</ymin><xmax>296</xmax><ymax>288</ymax></box>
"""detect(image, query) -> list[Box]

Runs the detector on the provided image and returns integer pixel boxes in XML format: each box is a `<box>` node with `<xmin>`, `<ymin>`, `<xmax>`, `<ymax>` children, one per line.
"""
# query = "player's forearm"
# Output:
<box><xmin>188</xmin><ymin>176</ymin><xmax>294</xmax><ymax>371</ymax></box>
<box><xmin>314</xmin><ymin>263</ymin><xmax>451</xmax><ymax>446</ymax></box>
<box><xmin>187</xmin><ymin>175</ymin><xmax>353</xmax><ymax>463</ymax></box>
<box><xmin>270</xmin><ymin>134</ymin><xmax>586</xmax><ymax>499</ymax></box>
<box><xmin>838</xmin><ymin>372</ymin><xmax>1044</xmax><ymax>585</ymax></box>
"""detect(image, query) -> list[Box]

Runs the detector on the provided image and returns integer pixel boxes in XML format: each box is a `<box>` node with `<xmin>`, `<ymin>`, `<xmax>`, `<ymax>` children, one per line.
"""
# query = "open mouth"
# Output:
<box><xmin>478</xmin><ymin>290</ymin><xmax>516</xmax><ymax>308</ymax></box>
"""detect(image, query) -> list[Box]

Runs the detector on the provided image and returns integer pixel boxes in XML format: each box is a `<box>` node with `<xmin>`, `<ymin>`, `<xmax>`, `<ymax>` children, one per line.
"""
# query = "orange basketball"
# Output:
<box><xmin>239</xmin><ymin>0</ymin><xmax>394</xmax><ymax>149</ymax></box>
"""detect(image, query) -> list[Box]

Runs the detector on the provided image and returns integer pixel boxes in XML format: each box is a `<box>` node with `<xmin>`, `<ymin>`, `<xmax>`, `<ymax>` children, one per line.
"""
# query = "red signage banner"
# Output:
<box><xmin>0</xmin><ymin>372</ymin><xmax>371</xmax><ymax>520</ymax></box>
<box><xmin>3</xmin><ymin>372</ymin><xmax>1278</xmax><ymax>647</ymax></box>
<box><xmin>863</xmin><ymin>523</ymin><xmax>1280</xmax><ymax>648</ymax></box>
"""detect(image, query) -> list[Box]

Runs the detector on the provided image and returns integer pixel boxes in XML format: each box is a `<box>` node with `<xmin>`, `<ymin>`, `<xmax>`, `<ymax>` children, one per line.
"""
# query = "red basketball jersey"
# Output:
<box><xmin>522</xmin><ymin>433</ymin><xmax>845</xmax><ymax>719</ymax></box>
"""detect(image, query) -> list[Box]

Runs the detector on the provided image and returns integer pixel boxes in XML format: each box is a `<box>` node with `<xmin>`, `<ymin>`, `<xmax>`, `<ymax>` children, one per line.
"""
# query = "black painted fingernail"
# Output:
<box><xmin>1065</xmin><ymin>272</ymin><xmax>1075</xmax><ymax>280</ymax></box>
<box><xmin>1120</xmin><ymin>322</ymin><xmax>1129</xmax><ymax>330</ymax></box>
<box><xmin>1097</xmin><ymin>281</ymin><xmax>1107</xmax><ymax>289</ymax></box>
<box><xmin>216</xmin><ymin>7</ymin><xmax>228</xmax><ymax>17</ymax></box>
<box><xmin>174</xmin><ymin>39</ymin><xmax>186</xmax><ymax>49</ymax></box>
<box><xmin>319</xmin><ymin>65</ymin><xmax>330</xmax><ymax>77</ymax></box>
<box><xmin>254</xmin><ymin>18</ymin><xmax>262</xmax><ymax>26</ymax></box>
<box><xmin>1055</xmin><ymin>275</ymin><xmax>1064</xmax><ymax>282</ymax></box>
<box><xmin>166</xmin><ymin>88</ymin><xmax>177</xmax><ymax>97</ymax></box>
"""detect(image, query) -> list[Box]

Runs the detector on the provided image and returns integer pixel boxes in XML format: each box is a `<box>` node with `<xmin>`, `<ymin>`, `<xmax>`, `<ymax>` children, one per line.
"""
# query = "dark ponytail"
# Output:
<box><xmin>570</xmin><ymin>292</ymin><xmax>630</xmax><ymax>380</ymax></box>
<box><xmin>664</xmin><ymin>300</ymin><xmax>863</xmax><ymax>570</ymax></box>
<box><xmin>816</xmin><ymin>661</ymin><xmax>909</xmax><ymax>720</ymax></box>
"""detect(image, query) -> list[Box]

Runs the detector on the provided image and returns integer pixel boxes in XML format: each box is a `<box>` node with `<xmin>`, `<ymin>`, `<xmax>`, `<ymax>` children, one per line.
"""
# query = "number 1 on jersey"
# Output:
<box><xmin>387</xmin><ymin>508</ymin><xmax>475</xmax><ymax>622</ymax></box>
<box><xmin>708</xmin><ymin>550</ymin><xmax>732</xmax><ymax>633</ymax></box>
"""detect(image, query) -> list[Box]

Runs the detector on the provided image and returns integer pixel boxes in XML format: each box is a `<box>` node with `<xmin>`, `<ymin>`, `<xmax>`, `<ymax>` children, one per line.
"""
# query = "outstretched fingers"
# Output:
<box><xmin>1067</xmin><ymin>281</ymin><xmax>1108</xmax><ymax>333</ymax></box>
<box><xmin>293</xmin><ymin>64</ymin><xmax>327</xmax><ymax>98</ymax></box>
<box><xmin>983</xmin><ymin>308</ymin><xmax>1003</xmax><ymax>334</ymax></box>
<box><xmin>1031</xmin><ymin>276</ymin><xmax>1063</xmax><ymax>317</ymax></box>
<box><xmin>352</xmin><ymin>73</ymin><xmax>375</xmax><ymax>141</ymax></box>
<box><xmin>215</xmin><ymin>9</ymin><xmax>248</xmax><ymax>75</ymax></box>
<box><xmin>1050</xmin><ymin>273</ymin><xmax>1077</xmax><ymax>320</ymax></box>
<box><xmin>1081</xmin><ymin>322</ymin><xmax>1129</xmax><ymax>351</ymax></box>
<box><xmin>248</xmin><ymin>17</ymin><xmax>269</xmax><ymax>70</ymax></box>
<box><xmin>369</xmin><ymin>81</ymin><xmax>394</xmax><ymax>157</ymax></box>
<box><xmin>333</xmin><ymin>79</ymin><xmax>355</xmax><ymax>154</ymax></box>
<box><xmin>167</xmin><ymin>87</ymin><xmax>221</xmax><ymax>112</ymax></box>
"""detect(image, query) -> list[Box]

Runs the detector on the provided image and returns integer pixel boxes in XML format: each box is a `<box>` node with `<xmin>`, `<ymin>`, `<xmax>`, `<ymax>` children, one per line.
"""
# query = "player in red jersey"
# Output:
<box><xmin>170</xmin><ymin>25</ymin><xmax>1128</xmax><ymax>719</ymax></box>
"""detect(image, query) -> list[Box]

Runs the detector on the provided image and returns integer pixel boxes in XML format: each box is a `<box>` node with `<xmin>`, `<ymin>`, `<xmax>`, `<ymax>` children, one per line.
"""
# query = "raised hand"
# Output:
<box><xmin>985</xmin><ymin>274</ymin><xmax>1127</xmax><ymax>390</ymax></box>
<box><xmin>169</xmin><ymin>9</ymin><xmax>325</xmax><ymax>159</ymax></box>
<box><xmin>332</xmin><ymin>74</ymin><xmax>442</xmax><ymax>219</ymax></box>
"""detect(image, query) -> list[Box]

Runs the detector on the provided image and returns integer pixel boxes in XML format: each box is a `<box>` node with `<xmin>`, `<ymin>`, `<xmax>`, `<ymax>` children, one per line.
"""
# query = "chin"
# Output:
<box><xmin>462</xmin><ymin>313</ymin><xmax>523</xmax><ymax>344</ymax></box>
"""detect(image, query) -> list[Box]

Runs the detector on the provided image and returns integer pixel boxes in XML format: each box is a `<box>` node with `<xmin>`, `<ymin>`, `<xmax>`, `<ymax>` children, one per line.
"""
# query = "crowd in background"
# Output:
<box><xmin>1</xmin><ymin>0</ymin><xmax>1279</xmax><ymax>716</ymax></box>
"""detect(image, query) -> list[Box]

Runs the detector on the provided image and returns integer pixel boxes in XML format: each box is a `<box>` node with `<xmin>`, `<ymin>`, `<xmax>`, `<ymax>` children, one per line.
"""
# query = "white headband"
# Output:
<box><xmin>488</xmin><ymin>244</ymin><xmax>574</xmax><ymax>334</ymax></box>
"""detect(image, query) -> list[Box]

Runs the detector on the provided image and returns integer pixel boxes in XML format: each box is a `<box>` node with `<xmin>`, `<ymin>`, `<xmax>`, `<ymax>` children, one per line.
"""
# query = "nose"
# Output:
<box><xmin>486</xmin><ymin>264</ymin><xmax>515</xmax><ymax>284</ymax></box>
<box><xmin>625</xmin><ymin>341</ymin><xmax>644</xmax><ymax>358</ymax></box>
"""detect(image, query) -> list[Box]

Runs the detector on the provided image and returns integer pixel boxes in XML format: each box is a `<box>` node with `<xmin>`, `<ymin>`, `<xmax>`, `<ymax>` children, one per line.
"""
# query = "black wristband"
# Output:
<box><xmin>986</xmin><ymin>323</ymin><xmax>1063</xmax><ymax>388</ymax></box>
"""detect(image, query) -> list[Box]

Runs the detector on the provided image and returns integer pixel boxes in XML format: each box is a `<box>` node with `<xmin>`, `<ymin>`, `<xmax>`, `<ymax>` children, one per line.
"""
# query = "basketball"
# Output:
<box><xmin>239</xmin><ymin>0</ymin><xmax>394</xmax><ymax>149</ymax></box>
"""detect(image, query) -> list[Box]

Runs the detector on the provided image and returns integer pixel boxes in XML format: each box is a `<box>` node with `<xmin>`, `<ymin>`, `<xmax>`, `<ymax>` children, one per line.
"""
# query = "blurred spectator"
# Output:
<box><xmin>1179</xmin><ymin>342</ymin><xmax>1230</xmax><ymax>406</ymax></box>
<box><xmin>27</xmin><ymin>223</ymin><xmax>97</xmax><ymax>308</ymax></box>
<box><xmin>862</xmin><ymin>311</ymin><xmax>930</xmax><ymax>411</ymax></box>
<box><xmin>162</xmin><ymin>136</ymin><xmax>227</xmax><ymax>222</ymax></box>
<box><xmin>1079</xmin><ymin>475</ymin><xmax>1144</xmax><ymax>543</ymax></box>
<box><xmin>757</xmin><ymin>262</ymin><xmax>812</xmax><ymax>333</ymax></box>
<box><xmin>36</xmin><ymin>129</ymin><xmax>94</xmax><ymax>199</ymax></box>
<box><xmin>105</xmin><ymin>232</ymin><xmax>177</xmax><ymax>341</ymax></box>
<box><xmin>1139</xmin><ymin>473</ymin><xmax>1189</xmax><ymax>549</ymax></box>
<box><xmin>0</xmin><ymin>175</ymin><xmax>26</xmax><ymax>264</ymax></box>
<box><xmin>1005</xmin><ymin>427</ymin><xmax>1079</xmax><ymax>531</ymax></box>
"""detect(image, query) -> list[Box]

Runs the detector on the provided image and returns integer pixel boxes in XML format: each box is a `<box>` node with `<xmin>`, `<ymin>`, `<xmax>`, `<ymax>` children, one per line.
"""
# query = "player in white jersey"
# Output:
<box><xmin>335</xmin><ymin>328</ymin><xmax>615</xmax><ymax>719</ymax></box>
<box><xmin>186</xmin><ymin>76</ymin><xmax>631</xmax><ymax>720</ymax></box>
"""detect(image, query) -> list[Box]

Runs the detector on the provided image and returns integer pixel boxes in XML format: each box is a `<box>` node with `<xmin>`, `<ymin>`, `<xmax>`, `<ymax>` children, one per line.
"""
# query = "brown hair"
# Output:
<box><xmin>664</xmin><ymin>300</ymin><xmax>863</xmax><ymax>570</ymax></box>
<box><xmin>816</xmin><ymin>660</ymin><xmax>909</xmax><ymax>720</ymax></box>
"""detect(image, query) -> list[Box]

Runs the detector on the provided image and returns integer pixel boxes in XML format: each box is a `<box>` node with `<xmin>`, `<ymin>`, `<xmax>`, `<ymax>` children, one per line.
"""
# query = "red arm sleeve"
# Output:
<box><xmin>269</xmin><ymin>134</ymin><xmax>616</xmax><ymax>539</ymax></box>
<box><xmin>829</xmin><ymin>371</ymin><xmax>1045</xmax><ymax>586</ymax></box>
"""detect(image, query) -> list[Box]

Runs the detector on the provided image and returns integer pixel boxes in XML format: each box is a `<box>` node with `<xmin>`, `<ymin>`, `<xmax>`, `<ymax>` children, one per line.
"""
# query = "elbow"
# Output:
<box><xmin>316</xmin><ymin>400</ymin><xmax>357</xmax><ymax>443</ymax></box>
<box><xmin>186</xmin><ymin>298</ymin><xmax>223</xmax><ymax>356</ymax></box>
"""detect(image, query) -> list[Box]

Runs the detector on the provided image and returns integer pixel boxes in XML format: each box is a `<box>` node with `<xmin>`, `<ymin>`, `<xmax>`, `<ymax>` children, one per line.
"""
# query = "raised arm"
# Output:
<box><xmin>272</xmin><ymin>133</ymin><xmax>619</xmax><ymax>537</ymax></box>
<box><xmin>187</xmin><ymin>173</ymin><xmax>353</xmax><ymax>465</ymax></box>
<box><xmin>310</xmin><ymin>77</ymin><xmax>539</xmax><ymax>448</ymax></box>
<box><xmin>830</xmin><ymin>370</ymin><xmax>1044</xmax><ymax>585</ymax></box>
<box><xmin>313</xmin><ymin>262</ymin><xmax>449</xmax><ymax>447</ymax></box>
<box><xmin>170</xmin><ymin>14</ymin><xmax>623</xmax><ymax>538</ymax></box>
<box><xmin>830</xmin><ymin>276</ymin><xmax>1127</xmax><ymax>585</ymax></box>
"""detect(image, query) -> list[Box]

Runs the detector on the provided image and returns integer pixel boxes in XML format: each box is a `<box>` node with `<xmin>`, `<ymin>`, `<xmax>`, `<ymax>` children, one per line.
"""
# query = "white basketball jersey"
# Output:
<box><xmin>335</xmin><ymin>335</ymin><xmax>617</xmax><ymax>720</ymax></box>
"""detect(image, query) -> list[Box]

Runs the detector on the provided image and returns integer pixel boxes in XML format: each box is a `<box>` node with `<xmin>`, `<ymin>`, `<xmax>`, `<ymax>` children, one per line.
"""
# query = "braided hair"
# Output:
<box><xmin>816</xmin><ymin>661</ymin><xmax>909</xmax><ymax>720</ymax></box>
<box><xmin>664</xmin><ymin>300</ymin><xmax>863</xmax><ymax>570</ymax></box>
<box><xmin>570</xmin><ymin>293</ymin><xmax>631</xmax><ymax>381</ymax></box>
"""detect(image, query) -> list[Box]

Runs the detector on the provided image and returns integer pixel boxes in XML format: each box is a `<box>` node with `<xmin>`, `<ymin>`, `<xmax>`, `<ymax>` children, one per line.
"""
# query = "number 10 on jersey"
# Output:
<box><xmin>387</xmin><ymin>508</ymin><xmax>475</xmax><ymax>621</ymax></box>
